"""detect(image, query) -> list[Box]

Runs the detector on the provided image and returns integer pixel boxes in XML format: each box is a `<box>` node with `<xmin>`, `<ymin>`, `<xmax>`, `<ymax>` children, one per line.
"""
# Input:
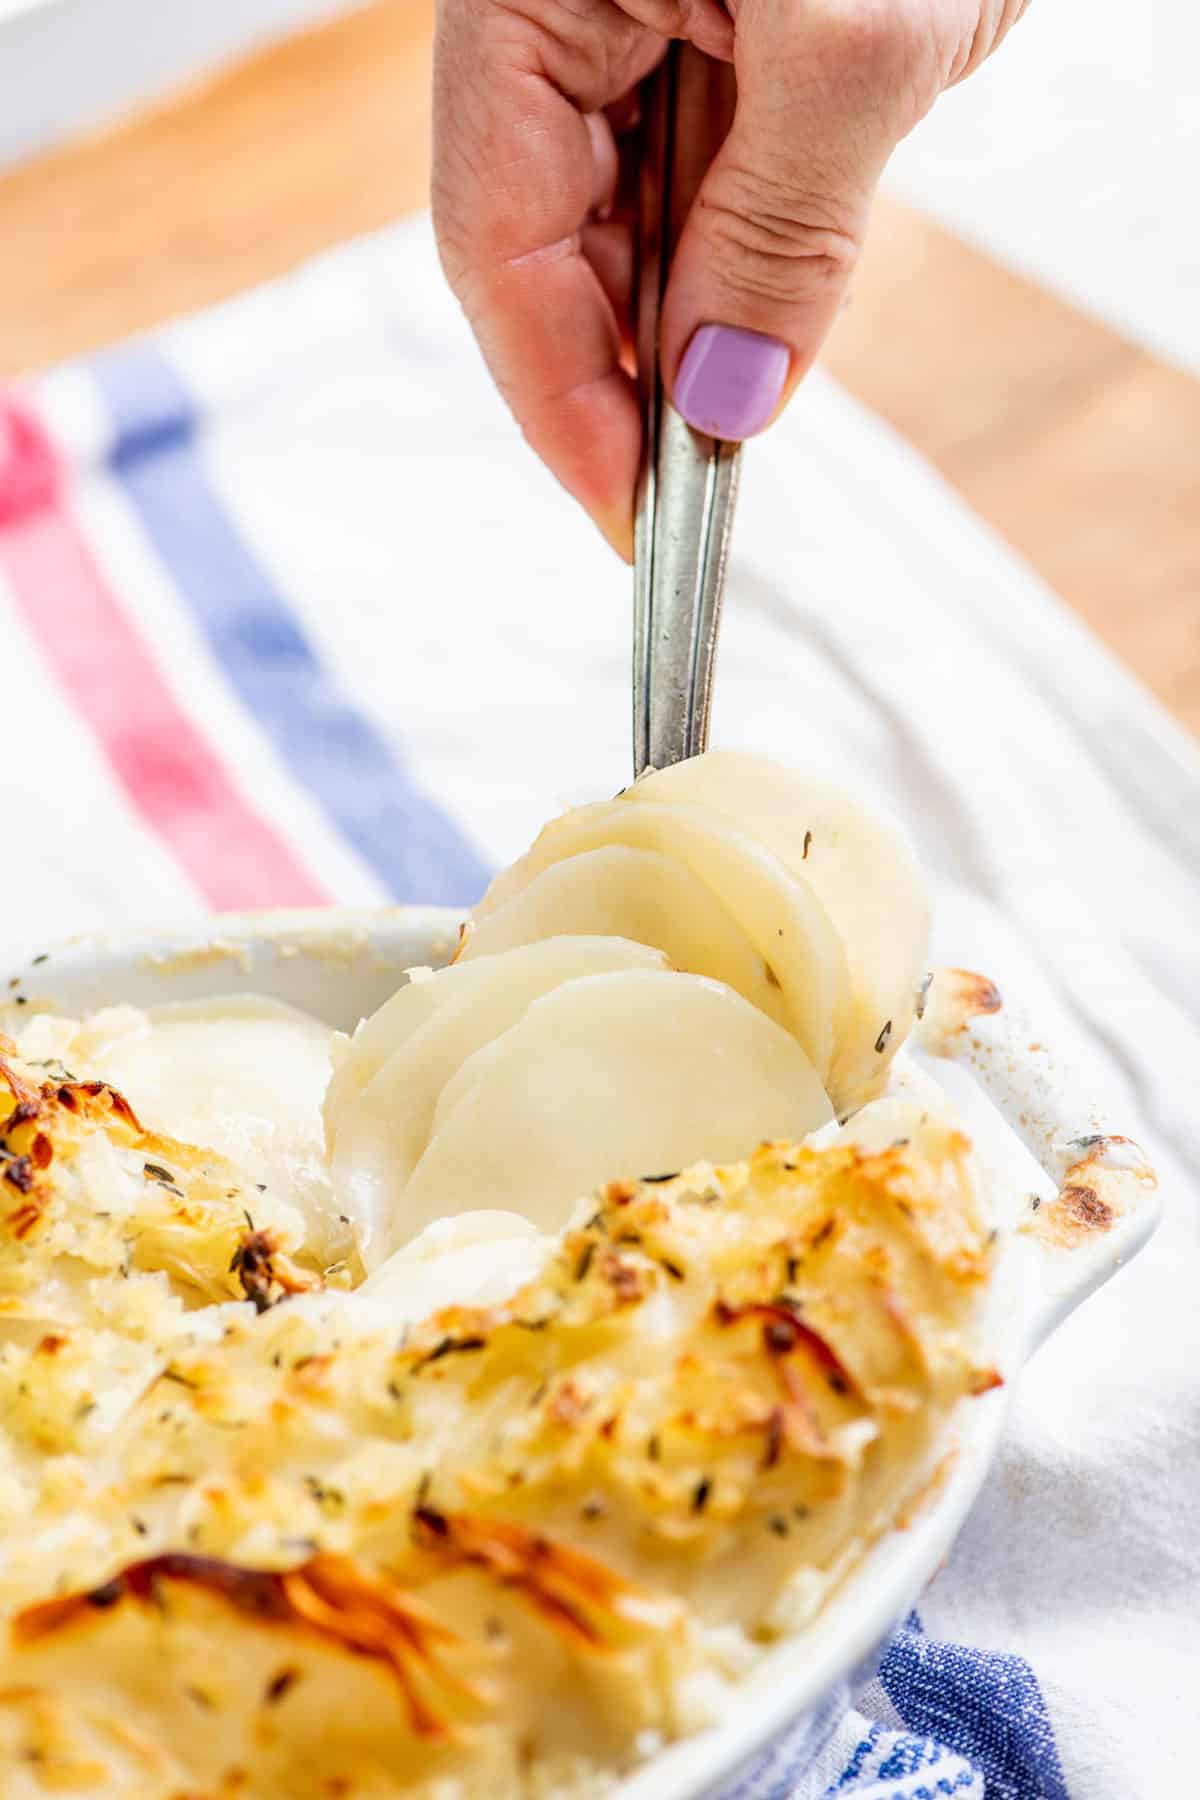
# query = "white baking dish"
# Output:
<box><xmin>4</xmin><ymin>908</ymin><xmax>1160</xmax><ymax>1798</ymax></box>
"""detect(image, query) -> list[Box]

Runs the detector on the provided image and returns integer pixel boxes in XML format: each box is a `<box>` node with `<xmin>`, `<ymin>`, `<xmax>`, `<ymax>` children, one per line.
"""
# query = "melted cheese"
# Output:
<box><xmin>0</xmin><ymin>1020</ymin><xmax>995</xmax><ymax>1798</ymax></box>
<box><xmin>14</xmin><ymin>996</ymin><xmax>343</xmax><ymax>1266</ymax></box>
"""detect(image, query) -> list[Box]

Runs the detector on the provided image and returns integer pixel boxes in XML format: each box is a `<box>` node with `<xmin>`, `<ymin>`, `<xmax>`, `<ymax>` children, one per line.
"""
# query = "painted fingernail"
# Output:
<box><xmin>673</xmin><ymin>325</ymin><xmax>791</xmax><ymax>440</ymax></box>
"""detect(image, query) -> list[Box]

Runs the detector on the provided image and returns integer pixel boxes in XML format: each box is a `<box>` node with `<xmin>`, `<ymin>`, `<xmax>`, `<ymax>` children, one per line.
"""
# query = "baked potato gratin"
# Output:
<box><xmin>0</xmin><ymin>753</ymin><xmax>999</xmax><ymax>1798</ymax></box>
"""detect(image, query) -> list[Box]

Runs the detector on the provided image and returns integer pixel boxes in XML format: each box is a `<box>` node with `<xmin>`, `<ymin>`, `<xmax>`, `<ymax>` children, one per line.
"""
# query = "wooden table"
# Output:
<box><xmin>2</xmin><ymin>0</ymin><xmax>1196</xmax><ymax>736</ymax></box>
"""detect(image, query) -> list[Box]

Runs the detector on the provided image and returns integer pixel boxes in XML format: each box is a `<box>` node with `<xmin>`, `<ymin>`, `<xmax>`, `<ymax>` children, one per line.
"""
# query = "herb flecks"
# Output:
<box><xmin>265</xmin><ymin>1667</ymin><xmax>300</xmax><ymax>1706</ymax></box>
<box><xmin>418</xmin><ymin>1335</ymin><xmax>487</xmax><ymax>1368</ymax></box>
<box><xmin>3</xmin><ymin>1155</ymin><xmax>34</xmax><ymax>1193</ymax></box>
<box><xmin>231</xmin><ymin>1228</ymin><xmax>316</xmax><ymax>1314</ymax></box>
<box><xmin>304</xmin><ymin>1475</ymin><xmax>345</xmax><ymax>1514</ymax></box>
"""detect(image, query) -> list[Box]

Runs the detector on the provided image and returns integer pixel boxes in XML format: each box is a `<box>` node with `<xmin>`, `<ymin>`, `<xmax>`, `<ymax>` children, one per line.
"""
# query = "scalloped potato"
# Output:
<box><xmin>0</xmin><ymin>753</ymin><xmax>994</xmax><ymax>1799</ymax></box>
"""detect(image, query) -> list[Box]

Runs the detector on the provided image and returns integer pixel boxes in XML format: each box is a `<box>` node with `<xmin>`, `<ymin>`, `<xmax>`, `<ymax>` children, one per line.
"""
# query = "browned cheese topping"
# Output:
<box><xmin>0</xmin><ymin>1040</ymin><xmax>996</xmax><ymax>1799</ymax></box>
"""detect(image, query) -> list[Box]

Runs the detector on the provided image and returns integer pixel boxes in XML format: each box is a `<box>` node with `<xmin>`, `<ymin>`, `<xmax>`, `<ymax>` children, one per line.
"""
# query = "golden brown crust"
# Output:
<box><xmin>17</xmin><ymin>1552</ymin><xmax>490</xmax><ymax>1743</ymax></box>
<box><xmin>0</xmin><ymin>1054</ymin><xmax>320</xmax><ymax>1329</ymax></box>
<box><xmin>0</xmin><ymin>1056</ymin><xmax>995</xmax><ymax>1798</ymax></box>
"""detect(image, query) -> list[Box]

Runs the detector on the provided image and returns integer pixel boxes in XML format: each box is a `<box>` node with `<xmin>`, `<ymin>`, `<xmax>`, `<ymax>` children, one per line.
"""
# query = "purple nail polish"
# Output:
<box><xmin>674</xmin><ymin>325</ymin><xmax>790</xmax><ymax>440</ymax></box>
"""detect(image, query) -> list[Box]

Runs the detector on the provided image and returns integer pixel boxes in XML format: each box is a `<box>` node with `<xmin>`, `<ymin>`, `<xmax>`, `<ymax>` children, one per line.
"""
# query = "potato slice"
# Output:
<box><xmin>399</xmin><ymin>969</ymin><xmax>833</xmax><ymax>1237</ymax></box>
<box><xmin>328</xmin><ymin>938</ymin><xmax>667</xmax><ymax>1265</ymax></box>
<box><xmin>625</xmin><ymin>753</ymin><xmax>930</xmax><ymax>1104</ymax></box>
<box><xmin>73</xmin><ymin>996</ymin><xmax>340</xmax><ymax>1262</ymax></box>
<box><xmin>360</xmin><ymin>1211</ymin><xmax>550</xmax><ymax>1319</ymax></box>
<box><xmin>459</xmin><ymin>844</ymin><xmax>790</xmax><ymax>1030</ymax></box>
<box><xmin>474</xmin><ymin>799</ymin><xmax>849</xmax><ymax>1087</ymax></box>
<box><xmin>326</xmin><ymin>937</ymin><xmax>662</xmax><ymax>1151</ymax></box>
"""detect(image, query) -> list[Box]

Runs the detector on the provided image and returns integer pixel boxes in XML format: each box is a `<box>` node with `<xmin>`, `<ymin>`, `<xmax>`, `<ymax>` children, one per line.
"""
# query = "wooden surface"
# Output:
<box><xmin>0</xmin><ymin>0</ymin><xmax>437</xmax><ymax>370</ymax></box>
<box><xmin>1</xmin><ymin>0</ymin><xmax>1196</xmax><ymax>736</ymax></box>
<box><xmin>823</xmin><ymin>209</ymin><xmax>1200</xmax><ymax>736</ymax></box>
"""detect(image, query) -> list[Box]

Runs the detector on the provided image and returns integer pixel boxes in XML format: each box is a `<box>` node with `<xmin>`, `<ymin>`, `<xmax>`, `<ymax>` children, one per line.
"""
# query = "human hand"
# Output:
<box><xmin>433</xmin><ymin>1</ymin><xmax>1029</xmax><ymax>558</ymax></box>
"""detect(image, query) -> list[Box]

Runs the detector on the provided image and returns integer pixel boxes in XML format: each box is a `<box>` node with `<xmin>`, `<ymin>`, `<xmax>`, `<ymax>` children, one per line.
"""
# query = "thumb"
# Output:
<box><xmin>661</xmin><ymin>0</ymin><xmax>939</xmax><ymax>439</ymax></box>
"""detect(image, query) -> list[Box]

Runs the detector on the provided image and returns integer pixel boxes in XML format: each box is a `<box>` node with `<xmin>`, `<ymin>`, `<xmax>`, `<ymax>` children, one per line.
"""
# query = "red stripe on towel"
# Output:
<box><xmin>0</xmin><ymin>399</ymin><xmax>328</xmax><ymax>910</ymax></box>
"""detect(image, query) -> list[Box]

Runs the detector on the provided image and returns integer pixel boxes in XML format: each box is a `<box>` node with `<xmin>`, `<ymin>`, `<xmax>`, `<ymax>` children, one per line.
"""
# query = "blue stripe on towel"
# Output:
<box><xmin>879</xmin><ymin>1615</ymin><xmax>1069</xmax><ymax>1800</ymax></box>
<box><xmin>93</xmin><ymin>344</ymin><xmax>490</xmax><ymax>907</ymax></box>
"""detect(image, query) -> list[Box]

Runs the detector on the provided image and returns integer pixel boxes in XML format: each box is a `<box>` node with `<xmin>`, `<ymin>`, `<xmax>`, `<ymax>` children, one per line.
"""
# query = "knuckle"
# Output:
<box><xmin>761</xmin><ymin>0</ymin><xmax>942</xmax><ymax>126</ymax></box>
<box><xmin>697</xmin><ymin>170</ymin><xmax>860</xmax><ymax>309</ymax></box>
<box><xmin>500</xmin><ymin>0</ymin><xmax>646</xmax><ymax>106</ymax></box>
<box><xmin>947</xmin><ymin>0</ymin><xmax>1034</xmax><ymax>84</ymax></box>
<box><xmin>808</xmin><ymin>0</ymin><xmax>920</xmax><ymax>65</ymax></box>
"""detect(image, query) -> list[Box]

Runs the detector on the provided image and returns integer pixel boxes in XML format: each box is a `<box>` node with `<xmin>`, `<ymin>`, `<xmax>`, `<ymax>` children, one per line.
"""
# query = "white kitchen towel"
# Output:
<box><xmin>1</xmin><ymin>214</ymin><xmax>1196</xmax><ymax>1798</ymax></box>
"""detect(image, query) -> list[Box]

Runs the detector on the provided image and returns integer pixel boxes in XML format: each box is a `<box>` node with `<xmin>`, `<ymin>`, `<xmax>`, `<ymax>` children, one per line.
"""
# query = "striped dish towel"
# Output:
<box><xmin>2</xmin><ymin>216</ymin><xmax>1197</xmax><ymax>1799</ymax></box>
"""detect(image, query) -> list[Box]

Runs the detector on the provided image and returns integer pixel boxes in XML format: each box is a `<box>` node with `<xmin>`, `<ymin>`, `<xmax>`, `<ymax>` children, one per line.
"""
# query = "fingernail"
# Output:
<box><xmin>595</xmin><ymin>498</ymin><xmax>634</xmax><ymax>564</ymax></box>
<box><xmin>674</xmin><ymin>325</ymin><xmax>790</xmax><ymax>440</ymax></box>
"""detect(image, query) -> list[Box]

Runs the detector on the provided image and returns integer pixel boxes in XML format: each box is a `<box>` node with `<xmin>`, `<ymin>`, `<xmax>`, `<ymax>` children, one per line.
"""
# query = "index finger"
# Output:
<box><xmin>432</xmin><ymin>2</ymin><xmax>659</xmax><ymax>558</ymax></box>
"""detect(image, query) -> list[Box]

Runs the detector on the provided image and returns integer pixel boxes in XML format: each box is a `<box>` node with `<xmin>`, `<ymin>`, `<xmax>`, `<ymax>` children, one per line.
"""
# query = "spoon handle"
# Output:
<box><xmin>632</xmin><ymin>41</ymin><xmax>741</xmax><ymax>780</ymax></box>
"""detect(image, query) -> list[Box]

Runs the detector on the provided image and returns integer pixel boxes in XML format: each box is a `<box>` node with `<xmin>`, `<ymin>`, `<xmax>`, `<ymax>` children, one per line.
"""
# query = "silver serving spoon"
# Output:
<box><xmin>632</xmin><ymin>41</ymin><xmax>741</xmax><ymax>779</ymax></box>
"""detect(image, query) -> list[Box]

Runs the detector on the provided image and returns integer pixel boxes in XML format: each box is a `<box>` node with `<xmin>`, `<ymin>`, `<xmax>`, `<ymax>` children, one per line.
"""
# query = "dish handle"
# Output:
<box><xmin>915</xmin><ymin>967</ymin><xmax>1160</xmax><ymax>1351</ymax></box>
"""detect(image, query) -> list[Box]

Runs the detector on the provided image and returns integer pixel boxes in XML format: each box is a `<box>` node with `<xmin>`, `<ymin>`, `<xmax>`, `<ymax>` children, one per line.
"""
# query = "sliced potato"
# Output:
<box><xmin>328</xmin><ymin>938</ymin><xmax>667</xmax><ymax>1265</ymax></box>
<box><xmin>329</xmin><ymin>754</ymin><xmax>930</xmax><ymax>1259</ymax></box>
<box><xmin>360</xmin><ymin>1211</ymin><xmax>550</xmax><ymax>1319</ymax></box>
<box><xmin>399</xmin><ymin>968</ymin><xmax>834</xmax><ymax>1237</ymax></box>
<box><xmin>473</xmin><ymin>798</ymin><xmax>849</xmax><ymax>1086</ymax></box>
<box><xmin>74</xmin><ymin>996</ymin><xmax>340</xmax><ymax>1262</ymax></box>
<box><xmin>460</xmin><ymin>843</ymin><xmax>790</xmax><ymax>1030</ymax></box>
<box><xmin>625</xmin><ymin>753</ymin><xmax>930</xmax><ymax>1104</ymax></box>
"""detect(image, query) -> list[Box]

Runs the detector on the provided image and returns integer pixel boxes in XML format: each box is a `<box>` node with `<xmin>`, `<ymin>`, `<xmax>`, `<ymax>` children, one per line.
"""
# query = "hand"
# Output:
<box><xmin>432</xmin><ymin>1</ymin><xmax>1029</xmax><ymax>558</ymax></box>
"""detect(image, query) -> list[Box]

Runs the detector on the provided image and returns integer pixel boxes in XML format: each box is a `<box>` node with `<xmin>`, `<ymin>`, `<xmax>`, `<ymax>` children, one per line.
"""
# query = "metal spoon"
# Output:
<box><xmin>632</xmin><ymin>40</ymin><xmax>741</xmax><ymax>779</ymax></box>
